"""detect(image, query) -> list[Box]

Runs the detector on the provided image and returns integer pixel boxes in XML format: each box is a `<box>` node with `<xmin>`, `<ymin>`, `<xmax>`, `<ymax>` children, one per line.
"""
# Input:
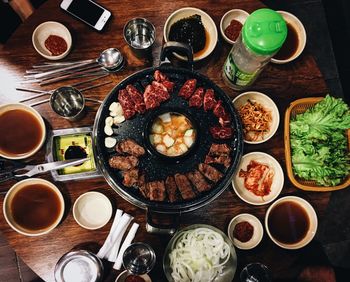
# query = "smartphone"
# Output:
<box><xmin>60</xmin><ymin>0</ymin><xmax>111</xmax><ymax>31</ymax></box>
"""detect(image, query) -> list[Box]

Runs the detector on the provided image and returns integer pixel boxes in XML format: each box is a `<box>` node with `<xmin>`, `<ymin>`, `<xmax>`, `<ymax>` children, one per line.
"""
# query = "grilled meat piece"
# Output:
<box><xmin>210</xmin><ymin>126</ymin><xmax>233</xmax><ymax>139</ymax></box>
<box><xmin>187</xmin><ymin>170</ymin><xmax>211</xmax><ymax>192</ymax></box>
<box><xmin>213</xmin><ymin>100</ymin><xmax>227</xmax><ymax>118</ymax></box>
<box><xmin>147</xmin><ymin>180</ymin><xmax>166</xmax><ymax>201</ymax></box>
<box><xmin>165</xmin><ymin>176</ymin><xmax>178</xmax><ymax>203</ymax></box>
<box><xmin>138</xmin><ymin>173</ymin><xmax>149</xmax><ymax>199</ymax></box>
<box><xmin>208</xmin><ymin>143</ymin><xmax>231</xmax><ymax>156</ymax></box>
<box><xmin>203</xmin><ymin>89</ymin><xmax>217</xmax><ymax>111</ymax></box>
<box><xmin>126</xmin><ymin>85</ymin><xmax>146</xmax><ymax>114</ymax></box>
<box><xmin>152</xmin><ymin>81</ymin><xmax>170</xmax><ymax>102</ymax></box>
<box><xmin>162</xmin><ymin>80</ymin><xmax>175</xmax><ymax>93</ymax></box>
<box><xmin>205</xmin><ymin>155</ymin><xmax>231</xmax><ymax>168</ymax></box>
<box><xmin>189</xmin><ymin>87</ymin><xmax>205</xmax><ymax>108</ymax></box>
<box><xmin>219</xmin><ymin>113</ymin><xmax>231</xmax><ymax>127</ymax></box>
<box><xmin>198</xmin><ymin>163</ymin><xmax>223</xmax><ymax>183</ymax></box>
<box><xmin>154</xmin><ymin>70</ymin><xmax>168</xmax><ymax>82</ymax></box>
<box><xmin>116</xmin><ymin>139</ymin><xmax>145</xmax><ymax>157</ymax></box>
<box><xmin>118</xmin><ymin>89</ymin><xmax>136</xmax><ymax>119</ymax></box>
<box><xmin>174</xmin><ymin>173</ymin><xmax>196</xmax><ymax>200</ymax></box>
<box><xmin>123</xmin><ymin>168</ymin><xmax>139</xmax><ymax>187</ymax></box>
<box><xmin>178</xmin><ymin>79</ymin><xmax>197</xmax><ymax>99</ymax></box>
<box><xmin>153</xmin><ymin>70</ymin><xmax>174</xmax><ymax>93</ymax></box>
<box><xmin>144</xmin><ymin>84</ymin><xmax>161</xmax><ymax>110</ymax></box>
<box><xmin>108</xmin><ymin>155</ymin><xmax>138</xmax><ymax>170</ymax></box>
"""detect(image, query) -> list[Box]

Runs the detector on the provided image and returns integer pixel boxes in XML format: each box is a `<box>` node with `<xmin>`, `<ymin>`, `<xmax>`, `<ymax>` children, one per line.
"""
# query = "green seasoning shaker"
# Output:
<box><xmin>223</xmin><ymin>8</ymin><xmax>287</xmax><ymax>90</ymax></box>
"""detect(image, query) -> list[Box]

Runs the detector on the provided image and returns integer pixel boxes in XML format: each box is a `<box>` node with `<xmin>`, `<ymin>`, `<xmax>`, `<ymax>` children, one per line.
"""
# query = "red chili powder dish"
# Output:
<box><xmin>234</xmin><ymin>221</ymin><xmax>254</xmax><ymax>242</ymax></box>
<box><xmin>44</xmin><ymin>35</ymin><xmax>67</xmax><ymax>56</ymax></box>
<box><xmin>224</xmin><ymin>19</ymin><xmax>243</xmax><ymax>42</ymax></box>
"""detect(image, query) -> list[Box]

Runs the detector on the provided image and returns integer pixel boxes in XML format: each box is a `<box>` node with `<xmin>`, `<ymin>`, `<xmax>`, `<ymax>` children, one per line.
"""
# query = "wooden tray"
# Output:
<box><xmin>284</xmin><ymin>97</ymin><xmax>350</xmax><ymax>192</ymax></box>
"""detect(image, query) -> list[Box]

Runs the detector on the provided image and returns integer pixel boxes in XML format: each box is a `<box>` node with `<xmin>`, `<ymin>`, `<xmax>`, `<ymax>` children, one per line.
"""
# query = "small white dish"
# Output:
<box><xmin>73</xmin><ymin>191</ymin><xmax>112</xmax><ymax>230</ymax></box>
<box><xmin>271</xmin><ymin>11</ymin><xmax>307</xmax><ymax>64</ymax></box>
<box><xmin>228</xmin><ymin>213</ymin><xmax>263</xmax><ymax>250</ymax></box>
<box><xmin>220</xmin><ymin>9</ymin><xmax>249</xmax><ymax>44</ymax></box>
<box><xmin>163</xmin><ymin>7</ymin><xmax>218</xmax><ymax>61</ymax></box>
<box><xmin>232</xmin><ymin>91</ymin><xmax>280</xmax><ymax>144</ymax></box>
<box><xmin>232</xmin><ymin>152</ymin><xmax>284</xmax><ymax>206</ymax></box>
<box><xmin>265</xmin><ymin>196</ymin><xmax>318</xmax><ymax>249</ymax></box>
<box><xmin>116</xmin><ymin>270</ymin><xmax>152</xmax><ymax>282</ymax></box>
<box><xmin>32</xmin><ymin>21</ymin><xmax>72</xmax><ymax>60</ymax></box>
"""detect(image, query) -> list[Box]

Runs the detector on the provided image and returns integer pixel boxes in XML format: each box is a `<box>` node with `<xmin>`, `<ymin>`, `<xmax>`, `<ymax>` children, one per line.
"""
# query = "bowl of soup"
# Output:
<box><xmin>0</xmin><ymin>103</ymin><xmax>46</xmax><ymax>159</ymax></box>
<box><xmin>146</xmin><ymin>111</ymin><xmax>197</xmax><ymax>160</ymax></box>
<box><xmin>3</xmin><ymin>178</ymin><xmax>65</xmax><ymax>236</ymax></box>
<box><xmin>265</xmin><ymin>196</ymin><xmax>317</xmax><ymax>249</ymax></box>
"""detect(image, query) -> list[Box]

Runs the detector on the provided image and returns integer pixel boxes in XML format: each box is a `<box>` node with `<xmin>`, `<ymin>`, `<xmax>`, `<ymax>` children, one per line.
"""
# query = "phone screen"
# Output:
<box><xmin>67</xmin><ymin>0</ymin><xmax>104</xmax><ymax>26</ymax></box>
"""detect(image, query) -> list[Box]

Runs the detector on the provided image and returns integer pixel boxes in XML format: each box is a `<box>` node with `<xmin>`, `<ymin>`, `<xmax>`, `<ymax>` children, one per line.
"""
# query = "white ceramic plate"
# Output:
<box><xmin>232</xmin><ymin>91</ymin><xmax>280</xmax><ymax>144</ymax></box>
<box><xmin>232</xmin><ymin>152</ymin><xmax>284</xmax><ymax>205</ymax></box>
<box><xmin>220</xmin><ymin>9</ymin><xmax>249</xmax><ymax>44</ymax></box>
<box><xmin>73</xmin><ymin>191</ymin><xmax>112</xmax><ymax>230</ymax></box>
<box><xmin>227</xmin><ymin>213</ymin><xmax>263</xmax><ymax>250</ymax></box>
<box><xmin>32</xmin><ymin>21</ymin><xmax>72</xmax><ymax>60</ymax></box>
<box><xmin>163</xmin><ymin>7</ymin><xmax>218</xmax><ymax>61</ymax></box>
<box><xmin>271</xmin><ymin>11</ymin><xmax>307</xmax><ymax>64</ymax></box>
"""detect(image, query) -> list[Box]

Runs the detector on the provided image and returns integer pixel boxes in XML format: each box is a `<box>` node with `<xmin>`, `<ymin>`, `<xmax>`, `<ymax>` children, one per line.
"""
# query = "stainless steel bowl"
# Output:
<box><xmin>123</xmin><ymin>18</ymin><xmax>156</xmax><ymax>56</ymax></box>
<box><xmin>50</xmin><ymin>86</ymin><xmax>85</xmax><ymax>121</ymax></box>
<box><xmin>54</xmin><ymin>250</ymin><xmax>104</xmax><ymax>282</ymax></box>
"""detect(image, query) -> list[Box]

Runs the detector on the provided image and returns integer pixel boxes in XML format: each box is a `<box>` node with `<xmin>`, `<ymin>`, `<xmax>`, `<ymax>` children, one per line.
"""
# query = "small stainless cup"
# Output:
<box><xmin>123</xmin><ymin>18</ymin><xmax>156</xmax><ymax>58</ymax></box>
<box><xmin>50</xmin><ymin>86</ymin><xmax>85</xmax><ymax>121</ymax></box>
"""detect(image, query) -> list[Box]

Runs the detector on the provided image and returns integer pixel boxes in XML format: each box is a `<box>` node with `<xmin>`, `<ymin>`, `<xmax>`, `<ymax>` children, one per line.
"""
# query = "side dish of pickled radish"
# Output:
<box><xmin>149</xmin><ymin>112</ymin><xmax>196</xmax><ymax>157</ymax></box>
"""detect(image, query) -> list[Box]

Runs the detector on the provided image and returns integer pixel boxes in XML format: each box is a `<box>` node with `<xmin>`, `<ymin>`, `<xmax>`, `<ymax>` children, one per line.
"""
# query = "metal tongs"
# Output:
<box><xmin>0</xmin><ymin>157</ymin><xmax>89</xmax><ymax>183</ymax></box>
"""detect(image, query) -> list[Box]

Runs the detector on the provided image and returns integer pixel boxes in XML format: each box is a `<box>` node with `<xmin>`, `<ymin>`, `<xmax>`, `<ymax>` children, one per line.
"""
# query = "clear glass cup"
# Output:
<box><xmin>240</xmin><ymin>262</ymin><xmax>272</xmax><ymax>282</ymax></box>
<box><xmin>122</xmin><ymin>242</ymin><xmax>156</xmax><ymax>275</ymax></box>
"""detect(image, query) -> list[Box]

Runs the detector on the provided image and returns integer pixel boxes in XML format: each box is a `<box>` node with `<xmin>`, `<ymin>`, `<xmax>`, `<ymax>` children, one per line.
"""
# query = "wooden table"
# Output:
<box><xmin>0</xmin><ymin>0</ymin><xmax>331</xmax><ymax>281</ymax></box>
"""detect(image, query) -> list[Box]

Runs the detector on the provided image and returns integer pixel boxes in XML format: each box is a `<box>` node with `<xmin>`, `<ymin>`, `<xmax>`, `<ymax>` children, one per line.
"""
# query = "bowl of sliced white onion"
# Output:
<box><xmin>163</xmin><ymin>224</ymin><xmax>237</xmax><ymax>282</ymax></box>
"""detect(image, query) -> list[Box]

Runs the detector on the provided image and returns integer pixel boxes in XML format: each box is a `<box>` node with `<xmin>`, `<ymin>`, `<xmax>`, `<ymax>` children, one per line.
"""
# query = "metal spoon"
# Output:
<box><xmin>25</xmin><ymin>48</ymin><xmax>124</xmax><ymax>80</ymax></box>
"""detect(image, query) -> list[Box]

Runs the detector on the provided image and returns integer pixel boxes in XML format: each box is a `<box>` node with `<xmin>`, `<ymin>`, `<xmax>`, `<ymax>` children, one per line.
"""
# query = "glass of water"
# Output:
<box><xmin>122</xmin><ymin>242</ymin><xmax>156</xmax><ymax>275</ymax></box>
<box><xmin>240</xmin><ymin>262</ymin><xmax>272</xmax><ymax>282</ymax></box>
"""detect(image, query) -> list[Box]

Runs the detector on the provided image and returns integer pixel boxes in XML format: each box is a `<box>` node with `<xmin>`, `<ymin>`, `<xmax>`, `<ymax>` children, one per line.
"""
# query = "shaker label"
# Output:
<box><xmin>224</xmin><ymin>54</ymin><xmax>257</xmax><ymax>86</ymax></box>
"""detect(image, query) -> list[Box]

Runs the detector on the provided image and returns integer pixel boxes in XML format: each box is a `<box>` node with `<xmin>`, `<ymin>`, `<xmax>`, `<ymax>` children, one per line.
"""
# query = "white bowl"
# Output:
<box><xmin>265</xmin><ymin>196</ymin><xmax>318</xmax><ymax>249</ymax></box>
<box><xmin>228</xmin><ymin>213</ymin><xmax>263</xmax><ymax>250</ymax></box>
<box><xmin>3</xmin><ymin>178</ymin><xmax>65</xmax><ymax>236</ymax></box>
<box><xmin>271</xmin><ymin>11</ymin><xmax>307</xmax><ymax>64</ymax></box>
<box><xmin>32</xmin><ymin>21</ymin><xmax>72</xmax><ymax>60</ymax></box>
<box><xmin>220</xmin><ymin>9</ymin><xmax>249</xmax><ymax>44</ymax></box>
<box><xmin>116</xmin><ymin>270</ymin><xmax>152</xmax><ymax>282</ymax></box>
<box><xmin>232</xmin><ymin>152</ymin><xmax>284</xmax><ymax>206</ymax></box>
<box><xmin>0</xmin><ymin>103</ymin><xmax>46</xmax><ymax>160</ymax></box>
<box><xmin>73</xmin><ymin>191</ymin><xmax>112</xmax><ymax>230</ymax></box>
<box><xmin>232</xmin><ymin>91</ymin><xmax>280</xmax><ymax>144</ymax></box>
<box><xmin>163</xmin><ymin>7</ymin><xmax>218</xmax><ymax>61</ymax></box>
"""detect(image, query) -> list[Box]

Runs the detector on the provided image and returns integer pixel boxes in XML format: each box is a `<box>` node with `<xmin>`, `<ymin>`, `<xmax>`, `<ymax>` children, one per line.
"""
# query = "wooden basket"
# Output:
<box><xmin>284</xmin><ymin>97</ymin><xmax>350</xmax><ymax>192</ymax></box>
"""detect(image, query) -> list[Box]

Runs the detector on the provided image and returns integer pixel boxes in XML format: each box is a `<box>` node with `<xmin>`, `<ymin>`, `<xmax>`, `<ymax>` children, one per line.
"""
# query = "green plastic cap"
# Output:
<box><xmin>242</xmin><ymin>8</ymin><xmax>287</xmax><ymax>55</ymax></box>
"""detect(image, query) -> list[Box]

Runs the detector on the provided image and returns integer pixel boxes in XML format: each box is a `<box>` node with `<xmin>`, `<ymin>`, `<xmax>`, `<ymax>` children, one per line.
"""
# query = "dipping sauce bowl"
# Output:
<box><xmin>123</xmin><ymin>18</ymin><xmax>156</xmax><ymax>57</ymax></box>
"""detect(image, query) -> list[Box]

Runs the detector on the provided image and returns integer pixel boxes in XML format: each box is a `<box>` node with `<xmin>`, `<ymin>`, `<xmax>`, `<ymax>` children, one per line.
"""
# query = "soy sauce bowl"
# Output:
<box><xmin>271</xmin><ymin>11</ymin><xmax>306</xmax><ymax>64</ymax></box>
<box><xmin>265</xmin><ymin>196</ymin><xmax>318</xmax><ymax>249</ymax></box>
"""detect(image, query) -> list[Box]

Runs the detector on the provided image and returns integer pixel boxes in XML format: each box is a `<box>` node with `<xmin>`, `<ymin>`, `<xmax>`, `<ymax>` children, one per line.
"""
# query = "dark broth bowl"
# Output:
<box><xmin>143</xmin><ymin>107</ymin><xmax>199</xmax><ymax>163</ymax></box>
